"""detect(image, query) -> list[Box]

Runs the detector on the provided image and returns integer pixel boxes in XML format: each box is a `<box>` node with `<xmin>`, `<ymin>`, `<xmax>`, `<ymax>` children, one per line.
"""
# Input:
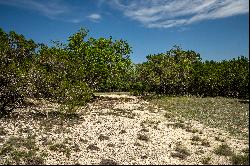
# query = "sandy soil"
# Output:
<box><xmin>0</xmin><ymin>94</ymin><xmax>248</xmax><ymax>165</ymax></box>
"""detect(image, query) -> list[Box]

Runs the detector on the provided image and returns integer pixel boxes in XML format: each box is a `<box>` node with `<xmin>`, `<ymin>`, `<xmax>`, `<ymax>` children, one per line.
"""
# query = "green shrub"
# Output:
<box><xmin>1</xmin><ymin>26</ymin><xmax>248</xmax><ymax>116</ymax></box>
<box><xmin>132</xmin><ymin>46</ymin><xmax>249</xmax><ymax>99</ymax></box>
<box><xmin>0</xmin><ymin>28</ymin><xmax>37</xmax><ymax>116</ymax></box>
<box><xmin>0</xmin><ymin>27</ymin><xmax>136</xmax><ymax>114</ymax></box>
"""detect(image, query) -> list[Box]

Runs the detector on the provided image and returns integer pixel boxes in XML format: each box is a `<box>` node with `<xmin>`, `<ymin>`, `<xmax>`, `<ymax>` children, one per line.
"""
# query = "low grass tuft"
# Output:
<box><xmin>171</xmin><ymin>142</ymin><xmax>190</xmax><ymax>159</ymax></box>
<box><xmin>191</xmin><ymin>135</ymin><xmax>201</xmax><ymax>142</ymax></box>
<box><xmin>231</xmin><ymin>153</ymin><xmax>249</xmax><ymax>165</ymax></box>
<box><xmin>137</xmin><ymin>134</ymin><xmax>149</xmax><ymax>142</ymax></box>
<box><xmin>148</xmin><ymin>96</ymin><xmax>249</xmax><ymax>138</ymax></box>
<box><xmin>0</xmin><ymin>136</ymin><xmax>43</xmax><ymax>164</ymax></box>
<box><xmin>99</xmin><ymin>159</ymin><xmax>118</xmax><ymax>165</ymax></box>
<box><xmin>214</xmin><ymin>144</ymin><xmax>233</xmax><ymax>156</ymax></box>
<box><xmin>201</xmin><ymin>156</ymin><xmax>211</xmax><ymax>164</ymax></box>
<box><xmin>201</xmin><ymin>139</ymin><xmax>210</xmax><ymax>147</ymax></box>
<box><xmin>0</xmin><ymin>127</ymin><xmax>7</xmax><ymax>135</ymax></box>
<box><xmin>49</xmin><ymin>143</ymin><xmax>71</xmax><ymax>158</ymax></box>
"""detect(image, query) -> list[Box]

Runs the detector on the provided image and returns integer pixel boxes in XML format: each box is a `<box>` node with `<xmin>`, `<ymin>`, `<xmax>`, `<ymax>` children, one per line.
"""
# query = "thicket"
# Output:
<box><xmin>135</xmin><ymin>46</ymin><xmax>249</xmax><ymax>98</ymax></box>
<box><xmin>0</xmin><ymin>29</ymin><xmax>37</xmax><ymax>115</ymax></box>
<box><xmin>0</xmin><ymin>28</ymin><xmax>249</xmax><ymax>116</ymax></box>
<box><xmin>0</xmin><ymin>28</ymin><xmax>132</xmax><ymax>115</ymax></box>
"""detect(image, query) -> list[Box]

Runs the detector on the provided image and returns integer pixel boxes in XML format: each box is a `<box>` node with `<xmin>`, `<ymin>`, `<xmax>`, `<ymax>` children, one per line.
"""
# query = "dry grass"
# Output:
<box><xmin>148</xmin><ymin>96</ymin><xmax>249</xmax><ymax>138</ymax></box>
<box><xmin>0</xmin><ymin>94</ymin><xmax>248</xmax><ymax>165</ymax></box>
<box><xmin>171</xmin><ymin>142</ymin><xmax>190</xmax><ymax>159</ymax></box>
<box><xmin>214</xmin><ymin>143</ymin><xmax>233</xmax><ymax>156</ymax></box>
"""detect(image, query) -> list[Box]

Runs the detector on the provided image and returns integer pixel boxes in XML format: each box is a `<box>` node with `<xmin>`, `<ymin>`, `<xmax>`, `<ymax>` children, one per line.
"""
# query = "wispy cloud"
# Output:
<box><xmin>109</xmin><ymin>0</ymin><xmax>249</xmax><ymax>28</ymax></box>
<box><xmin>87</xmin><ymin>13</ymin><xmax>102</xmax><ymax>22</ymax></box>
<box><xmin>0</xmin><ymin>0</ymin><xmax>70</xmax><ymax>19</ymax></box>
<box><xmin>1</xmin><ymin>0</ymin><xmax>248</xmax><ymax>27</ymax></box>
<box><xmin>0</xmin><ymin>0</ymin><xmax>103</xmax><ymax>23</ymax></box>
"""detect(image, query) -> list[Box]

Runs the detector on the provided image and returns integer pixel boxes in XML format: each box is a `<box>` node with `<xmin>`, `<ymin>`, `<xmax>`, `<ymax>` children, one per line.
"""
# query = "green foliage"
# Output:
<box><xmin>133</xmin><ymin>46</ymin><xmax>201</xmax><ymax>95</ymax></box>
<box><xmin>67</xmin><ymin>28</ymin><xmax>133</xmax><ymax>92</ymax></box>
<box><xmin>132</xmin><ymin>46</ymin><xmax>249</xmax><ymax>99</ymax></box>
<box><xmin>191</xmin><ymin>57</ymin><xmax>249</xmax><ymax>98</ymax></box>
<box><xmin>33</xmin><ymin>43</ymin><xmax>93</xmax><ymax>109</ymax></box>
<box><xmin>0</xmin><ymin>27</ymin><xmax>133</xmax><ymax>114</ymax></box>
<box><xmin>1</xmin><ymin>27</ymin><xmax>248</xmax><ymax>116</ymax></box>
<box><xmin>0</xmin><ymin>28</ymin><xmax>37</xmax><ymax>116</ymax></box>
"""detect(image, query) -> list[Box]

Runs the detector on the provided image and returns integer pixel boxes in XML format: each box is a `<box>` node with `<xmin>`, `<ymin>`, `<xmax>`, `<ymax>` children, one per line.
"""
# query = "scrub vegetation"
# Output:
<box><xmin>0</xmin><ymin>27</ymin><xmax>249</xmax><ymax>165</ymax></box>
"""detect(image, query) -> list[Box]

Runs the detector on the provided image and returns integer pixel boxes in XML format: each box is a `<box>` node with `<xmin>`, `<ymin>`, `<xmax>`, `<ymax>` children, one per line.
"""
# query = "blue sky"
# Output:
<box><xmin>0</xmin><ymin>0</ymin><xmax>249</xmax><ymax>63</ymax></box>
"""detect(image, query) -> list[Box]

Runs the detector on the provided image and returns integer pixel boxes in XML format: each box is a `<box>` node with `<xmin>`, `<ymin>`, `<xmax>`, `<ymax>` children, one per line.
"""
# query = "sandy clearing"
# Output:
<box><xmin>0</xmin><ymin>94</ymin><xmax>248</xmax><ymax>165</ymax></box>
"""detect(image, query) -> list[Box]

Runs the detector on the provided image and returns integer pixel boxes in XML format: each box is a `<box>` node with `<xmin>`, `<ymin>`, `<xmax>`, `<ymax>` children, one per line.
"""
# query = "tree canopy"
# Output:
<box><xmin>0</xmin><ymin>27</ymin><xmax>248</xmax><ymax>116</ymax></box>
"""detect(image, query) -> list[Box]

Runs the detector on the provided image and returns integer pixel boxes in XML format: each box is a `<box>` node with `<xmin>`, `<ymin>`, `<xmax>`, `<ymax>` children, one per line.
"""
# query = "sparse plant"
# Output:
<box><xmin>71</xmin><ymin>143</ymin><xmax>81</xmax><ymax>152</ymax></box>
<box><xmin>191</xmin><ymin>142</ymin><xmax>199</xmax><ymax>146</ymax></box>
<box><xmin>100</xmin><ymin>108</ymin><xmax>136</xmax><ymax>119</ymax></box>
<box><xmin>79</xmin><ymin>138</ymin><xmax>88</xmax><ymax>143</ymax></box>
<box><xmin>172</xmin><ymin>122</ymin><xmax>185</xmax><ymax>129</ymax></box>
<box><xmin>171</xmin><ymin>143</ymin><xmax>190</xmax><ymax>159</ymax></box>
<box><xmin>0</xmin><ymin>127</ymin><xmax>6</xmax><ymax>135</ymax></box>
<box><xmin>137</xmin><ymin>134</ymin><xmax>149</xmax><ymax>142</ymax></box>
<box><xmin>141</xmin><ymin>155</ymin><xmax>148</xmax><ymax>159</ymax></box>
<box><xmin>0</xmin><ymin>136</ymin><xmax>43</xmax><ymax>165</ymax></box>
<box><xmin>195</xmin><ymin>149</ymin><xmax>205</xmax><ymax>154</ymax></box>
<box><xmin>119</xmin><ymin>129</ymin><xmax>127</xmax><ymax>134</ymax></box>
<box><xmin>201</xmin><ymin>139</ymin><xmax>210</xmax><ymax>147</ymax></box>
<box><xmin>191</xmin><ymin>135</ymin><xmax>201</xmax><ymax>142</ymax></box>
<box><xmin>49</xmin><ymin>143</ymin><xmax>71</xmax><ymax>158</ymax></box>
<box><xmin>107</xmin><ymin>143</ymin><xmax>115</xmax><ymax>147</ymax></box>
<box><xmin>87</xmin><ymin>144</ymin><xmax>100</xmax><ymax>151</ymax></box>
<box><xmin>186</xmin><ymin>127</ymin><xmax>199</xmax><ymax>133</ymax></box>
<box><xmin>150</xmin><ymin>96</ymin><xmax>249</xmax><ymax>138</ymax></box>
<box><xmin>40</xmin><ymin>151</ymin><xmax>48</xmax><ymax>158</ymax></box>
<box><xmin>214</xmin><ymin>144</ymin><xmax>233</xmax><ymax>156</ymax></box>
<box><xmin>215</xmin><ymin>136</ymin><xmax>225</xmax><ymax>142</ymax></box>
<box><xmin>11</xmin><ymin>150</ymin><xmax>43</xmax><ymax>165</ymax></box>
<box><xmin>99</xmin><ymin>159</ymin><xmax>118</xmax><ymax>165</ymax></box>
<box><xmin>98</xmin><ymin>134</ymin><xmax>110</xmax><ymax>141</ymax></box>
<box><xmin>201</xmin><ymin>156</ymin><xmax>211</xmax><ymax>164</ymax></box>
<box><xmin>140</xmin><ymin>128</ymin><xmax>149</xmax><ymax>132</ymax></box>
<box><xmin>231</xmin><ymin>153</ymin><xmax>249</xmax><ymax>165</ymax></box>
<box><xmin>134</xmin><ymin>142</ymin><xmax>142</xmax><ymax>146</ymax></box>
<box><xmin>164</xmin><ymin>112</ymin><xmax>172</xmax><ymax>118</ymax></box>
<box><xmin>242</xmin><ymin>148</ymin><xmax>249</xmax><ymax>154</ymax></box>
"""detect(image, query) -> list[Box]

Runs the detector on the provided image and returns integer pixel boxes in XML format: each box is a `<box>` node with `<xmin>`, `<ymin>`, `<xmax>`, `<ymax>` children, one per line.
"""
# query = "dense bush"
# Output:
<box><xmin>32</xmin><ymin>43</ymin><xmax>93</xmax><ymax>108</ymax></box>
<box><xmin>0</xmin><ymin>28</ymin><xmax>133</xmax><ymax>115</ymax></box>
<box><xmin>0</xmin><ymin>27</ymin><xmax>248</xmax><ymax>116</ymax></box>
<box><xmin>191</xmin><ymin>57</ymin><xmax>249</xmax><ymax>98</ymax></box>
<box><xmin>0</xmin><ymin>28</ymin><xmax>37</xmax><ymax>116</ymax></box>
<box><xmin>133</xmin><ymin>46</ymin><xmax>201</xmax><ymax>95</ymax></box>
<box><xmin>66</xmin><ymin>28</ymin><xmax>133</xmax><ymax>92</ymax></box>
<box><xmin>30</xmin><ymin>28</ymin><xmax>133</xmax><ymax>110</ymax></box>
<box><xmin>132</xmin><ymin>46</ymin><xmax>249</xmax><ymax>98</ymax></box>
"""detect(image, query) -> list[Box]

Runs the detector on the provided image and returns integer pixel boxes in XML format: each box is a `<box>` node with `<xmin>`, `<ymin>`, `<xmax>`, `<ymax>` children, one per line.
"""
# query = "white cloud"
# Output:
<box><xmin>0</xmin><ymin>0</ymin><xmax>70</xmax><ymax>19</ymax></box>
<box><xmin>1</xmin><ymin>0</ymin><xmax>248</xmax><ymax>26</ymax></box>
<box><xmin>0</xmin><ymin>0</ymin><xmax>102</xmax><ymax>23</ymax></box>
<box><xmin>109</xmin><ymin>0</ymin><xmax>249</xmax><ymax>28</ymax></box>
<box><xmin>87</xmin><ymin>13</ymin><xmax>102</xmax><ymax>22</ymax></box>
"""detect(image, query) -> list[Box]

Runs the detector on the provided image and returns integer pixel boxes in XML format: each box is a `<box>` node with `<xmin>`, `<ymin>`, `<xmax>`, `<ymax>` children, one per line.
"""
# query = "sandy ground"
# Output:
<box><xmin>0</xmin><ymin>94</ymin><xmax>248</xmax><ymax>165</ymax></box>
